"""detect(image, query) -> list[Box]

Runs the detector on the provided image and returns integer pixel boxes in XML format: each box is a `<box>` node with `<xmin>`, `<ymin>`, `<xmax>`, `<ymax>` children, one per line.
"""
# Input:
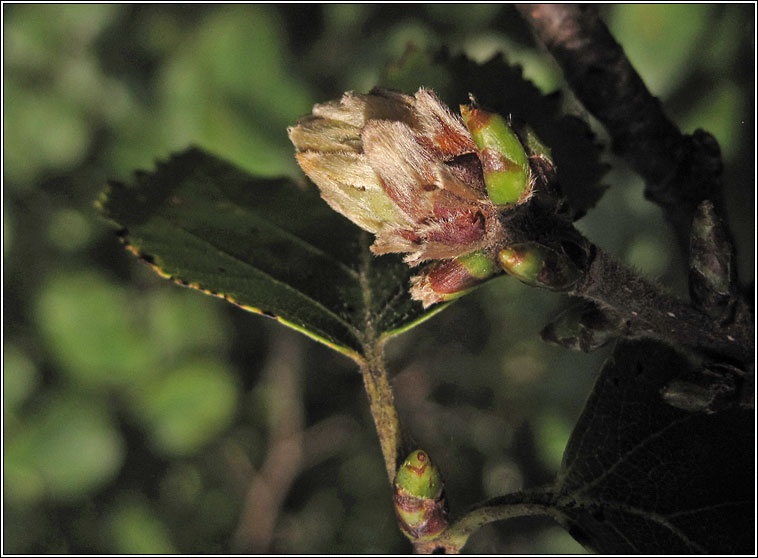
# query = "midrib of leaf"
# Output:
<box><xmin>101</xmin><ymin>148</ymin><xmax>447</xmax><ymax>364</ymax></box>
<box><xmin>357</xmin><ymin>231</ymin><xmax>379</xmax><ymax>355</ymax></box>
<box><xmin>554</xmin><ymin>496</ymin><xmax>708</xmax><ymax>553</ymax></box>
<box><xmin>558</xmin><ymin>413</ymin><xmax>696</xmax><ymax>497</ymax></box>
<box><xmin>201</xmin><ymin>180</ymin><xmax>361</xmax><ymax>282</ymax></box>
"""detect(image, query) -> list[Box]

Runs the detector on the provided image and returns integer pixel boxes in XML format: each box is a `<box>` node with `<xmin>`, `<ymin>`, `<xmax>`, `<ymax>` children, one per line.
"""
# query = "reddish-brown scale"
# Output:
<box><xmin>406</xmin><ymin>461</ymin><xmax>428</xmax><ymax>476</ymax></box>
<box><xmin>444</xmin><ymin>153</ymin><xmax>487</xmax><ymax>197</ymax></box>
<box><xmin>418</xmin><ymin>499</ymin><xmax>448</xmax><ymax>539</ymax></box>
<box><xmin>414</xmin><ymin>134</ymin><xmax>437</xmax><ymax>154</ymax></box>
<box><xmin>411</xmin><ymin>107</ymin><xmax>475</xmax><ymax>158</ymax></box>
<box><xmin>463</xmin><ymin>108</ymin><xmax>492</xmax><ymax>132</ymax></box>
<box><xmin>426</xmin><ymin>212</ymin><xmax>486</xmax><ymax>246</ymax></box>
<box><xmin>398</xmin><ymin>229</ymin><xmax>423</xmax><ymax>244</ymax></box>
<box><xmin>431</xmin><ymin>190</ymin><xmax>474</xmax><ymax>219</ymax></box>
<box><xmin>410</xmin><ymin>135</ymin><xmax>442</xmax><ymax>183</ymax></box>
<box><xmin>393</xmin><ymin>487</ymin><xmax>449</xmax><ymax>540</ymax></box>
<box><xmin>479</xmin><ymin>147</ymin><xmax>520</xmax><ymax>174</ymax></box>
<box><xmin>377</xmin><ymin>176</ymin><xmax>410</xmax><ymax>214</ymax></box>
<box><xmin>419</xmin><ymin>166</ymin><xmax>440</xmax><ymax>188</ymax></box>
<box><xmin>426</xmin><ymin>260</ymin><xmax>479</xmax><ymax>294</ymax></box>
<box><xmin>394</xmin><ymin>489</ymin><xmax>425</xmax><ymax>513</ymax></box>
<box><xmin>433</xmin><ymin>121</ymin><xmax>475</xmax><ymax>156</ymax></box>
<box><xmin>378</xmin><ymin>176</ymin><xmax>430</xmax><ymax>222</ymax></box>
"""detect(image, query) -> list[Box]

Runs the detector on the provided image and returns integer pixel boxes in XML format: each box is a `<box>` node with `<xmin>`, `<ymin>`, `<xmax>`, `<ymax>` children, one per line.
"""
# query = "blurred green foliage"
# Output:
<box><xmin>3</xmin><ymin>4</ymin><xmax>753</xmax><ymax>554</ymax></box>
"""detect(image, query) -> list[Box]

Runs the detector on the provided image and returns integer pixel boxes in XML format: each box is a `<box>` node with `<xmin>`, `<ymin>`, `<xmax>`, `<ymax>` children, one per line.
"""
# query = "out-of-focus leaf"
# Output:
<box><xmin>624</xmin><ymin>233</ymin><xmax>670</xmax><ymax>278</ymax></box>
<box><xmin>3</xmin><ymin>345</ymin><xmax>39</xmax><ymax>412</ymax></box>
<box><xmin>107</xmin><ymin>496</ymin><xmax>177</xmax><ymax>554</ymax></box>
<box><xmin>4</xmin><ymin>4</ymin><xmax>117</xmax><ymax>69</ymax></box>
<box><xmin>680</xmin><ymin>80</ymin><xmax>743</xmax><ymax>161</ymax></box>
<box><xmin>35</xmin><ymin>270</ymin><xmax>228</xmax><ymax>390</ymax></box>
<box><xmin>157</xmin><ymin>5</ymin><xmax>315</xmax><ymax>178</ymax></box>
<box><xmin>423</xmin><ymin>4</ymin><xmax>502</xmax><ymax>28</ymax></box>
<box><xmin>47</xmin><ymin>208</ymin><xmax>93</xmax><ymax>251</ymax></box>
<box><xmin>3</xmin><ymin>83</ymin><xmax>90</xmax><ymax>185</ymax></box>
<box><xmin>97</xmin><ymin>148</ymin><xmax>447</xmax><ymax>361</ymax></box>
<box><xmin>533</xmin><ymin>411</ymin><xmax>572</xmax><ymax>471</ymax></box>
<box><xmin>534</xmin><ymin>526</ymin><xmax>590</xmax><ymax>555</ymax></box>
<box><xmin>381</xmin><ymin>49</ymin><xmax>609</xmax><ymax>218</ymax></box>
<box><xmin>553</xmin><ymin>340</ymin><xmax>752</xmax><ymax>553</ymax></box>
<box><xmin>129</xmin><ymin>359</ymin><xmax>238</xmax><ymax>456</ymax></box>
<box><xmin>3</xmin><ymin>5</ymin><xmax>122</xmax><ymax>187</ymax></box>
<box><xmin>35</xmin><ymin>271</ymin><xmax>158</xmax><ymax>387</ymax></box>
<box><xmin>106</xmin><ymin>6</ymin><xmax>316</xmax><ymax>179</ymax></box>
<box><xmin>146</xmin><ymin>289</ymin><xmax>230</xmax><ymax>358</ymax></box>
<box><xmin>608</xmin><ymin>4</ymin><xmax>711</xmax><ymax>98</ymax></box>
<box><xmin>4</xmin><ymin>395</ymin><xmax>124</xmax><ymax>504</ymax></box>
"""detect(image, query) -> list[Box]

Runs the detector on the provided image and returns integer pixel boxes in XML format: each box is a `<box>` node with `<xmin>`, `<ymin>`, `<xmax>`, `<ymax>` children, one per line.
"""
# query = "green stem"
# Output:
<box><xmin>417</xmin><ymin>488</ymin><xmax>556</xmax><ymax>554</ymax></box>
<box><xmin>359</xmin><ymin>341</ymin><xmax>403</xmax><ymax>482</ymax></box>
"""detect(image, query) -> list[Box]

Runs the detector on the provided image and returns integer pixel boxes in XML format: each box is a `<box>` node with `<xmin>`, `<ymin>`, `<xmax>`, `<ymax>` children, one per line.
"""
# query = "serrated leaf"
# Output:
<box><xmin>553</xmin><ymin>339</ymin><xmax>753</xmax><ymax>554</ymax></box>
<box><xmin>97</xmin><ymin>147</ymin><xmax>446</xmax><ymax>362</ymax></box>
<box><xmin>381</xmin><ymin>48</ymin><xmax>609</xmax><ymax>218</ymax></box>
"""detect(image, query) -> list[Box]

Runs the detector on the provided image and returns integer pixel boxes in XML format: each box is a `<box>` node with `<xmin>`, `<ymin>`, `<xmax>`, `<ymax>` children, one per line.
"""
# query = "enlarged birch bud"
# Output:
<box><xmin>460</xmin><ymin>103</ymin><xmax>532</xmax><ymax>206</ymax></box>
<box><xmin>498</xmin><ymin>242</ymin><xmax>583</xmax><ymax>291</ymax></box>
<box><xmin>289</xmin><ymin>87</ymin><xmax>565</xmax><ymax>308</ymax></box>
<box><xmin>393</xmin><ymin>450</ymin><xmax>448</xmax><ymax>541</ymax></box>
<box><xmin>288</xmin><ymin>87</ymin><xmax>496</xmax><ymax>267</ymax></box>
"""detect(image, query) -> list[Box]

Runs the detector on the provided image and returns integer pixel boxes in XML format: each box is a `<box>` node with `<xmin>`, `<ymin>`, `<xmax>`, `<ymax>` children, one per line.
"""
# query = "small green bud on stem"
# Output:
<box><xmin>498</xmin><ymin>242</ymin><xmax>583</xmax><ymax>291</ymax></box>
<box><xmin>393</xmin><ymin>450</ymin><xmax>448</xmax><ymax>541</ymax></box>
<box><xmin>411</xmin><ymin>250</ymin><xmax>501</xmax><ymax>308</ymax></box>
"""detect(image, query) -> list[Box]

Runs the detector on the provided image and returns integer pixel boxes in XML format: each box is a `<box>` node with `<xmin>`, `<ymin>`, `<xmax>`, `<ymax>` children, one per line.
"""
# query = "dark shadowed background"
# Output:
<box><xmin>3</xmin><ymin>4</ymin><xmax>754</xmax><ymax>553</ymax></box>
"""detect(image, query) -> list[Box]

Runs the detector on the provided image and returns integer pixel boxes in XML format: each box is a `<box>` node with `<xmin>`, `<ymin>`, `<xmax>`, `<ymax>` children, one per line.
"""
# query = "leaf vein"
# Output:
<box><xmin>155</xmin><ymin>217</ymin><xmax>362</xmax><ymax>340</ymax></box>
<box><xmin>569</xmin><ymin>413</ymin><xmax>695</xmax><ymax>497</ymax></box>
<box><xmin>203</xmin><ymin>182</ymin><xmax>361</xmax><ymax>281</ymax></box>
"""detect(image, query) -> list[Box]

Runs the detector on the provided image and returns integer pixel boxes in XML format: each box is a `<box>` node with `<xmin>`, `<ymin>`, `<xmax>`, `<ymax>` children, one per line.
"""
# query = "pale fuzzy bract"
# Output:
<box><xmin>288</xmin><ymin>87</ymin><xmax>497</xmax><ymax>266</ymax></box>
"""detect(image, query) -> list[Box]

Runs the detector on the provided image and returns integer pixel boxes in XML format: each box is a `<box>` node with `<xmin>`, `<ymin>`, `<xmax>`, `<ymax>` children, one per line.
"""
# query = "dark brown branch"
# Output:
<box><xmin>516</xmin><ymin>4</ymin><xmax>725</xmax><ymax>257</ymax></box>
<box><xmin>573</xmin><ymin>247</ymin><xmax>753</xmax><ymax>366</ymax></box>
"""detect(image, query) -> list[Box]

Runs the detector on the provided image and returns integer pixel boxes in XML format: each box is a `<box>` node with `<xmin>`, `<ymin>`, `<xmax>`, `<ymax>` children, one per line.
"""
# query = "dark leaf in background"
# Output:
<box><xmin>97</xmin><ymin>147</ymin><xmax>447</xmax><ymax>361</ymax></box>
<box><xmin>553</xmin><ymin>339</ymin><xmax>753</xmax><ymax>553</ymax></box>
<box><xmin>381</xmin><ymin>48</ymin><xmax>609</xmax><ymax>219</ymax></box>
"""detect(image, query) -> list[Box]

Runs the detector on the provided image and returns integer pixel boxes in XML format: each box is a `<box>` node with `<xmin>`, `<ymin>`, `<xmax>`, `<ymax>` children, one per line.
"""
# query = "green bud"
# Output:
<box><xmin>460</xmin><ymin>104</ymin><xmax>531</xmax><ymax>206</ymax></box>
<box><xmin>289</xmin><ymin>88</ymin><xmax>495</xmax><ymax>269</ymax></box>
<box><xmin>498</xmin><ymin>242</ymin><xmax>583</xmax><ymax>291</ymax></box>
<box><xmin>395</xmin><ymin>450</ymin><xmax>443</xmax><ymax>499</ymax></box>
<box><xmin>515</xmin><ymin>121</ymin><xmax>553</xmax><ymax>163</ymax></box>
<box><xmin>393</xmin><ymin>450</ymin><xmax>448</xmax><ymax>540</ymax></box>
<box><xmin>410</xmin><ymin>251</ymin><xmax>501</xmax><ymax>308</ymax></box>
<box><xmin>514</xmin><ymin>121</ymin><xmax>562</xmax><ymax>199</ymax></box>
